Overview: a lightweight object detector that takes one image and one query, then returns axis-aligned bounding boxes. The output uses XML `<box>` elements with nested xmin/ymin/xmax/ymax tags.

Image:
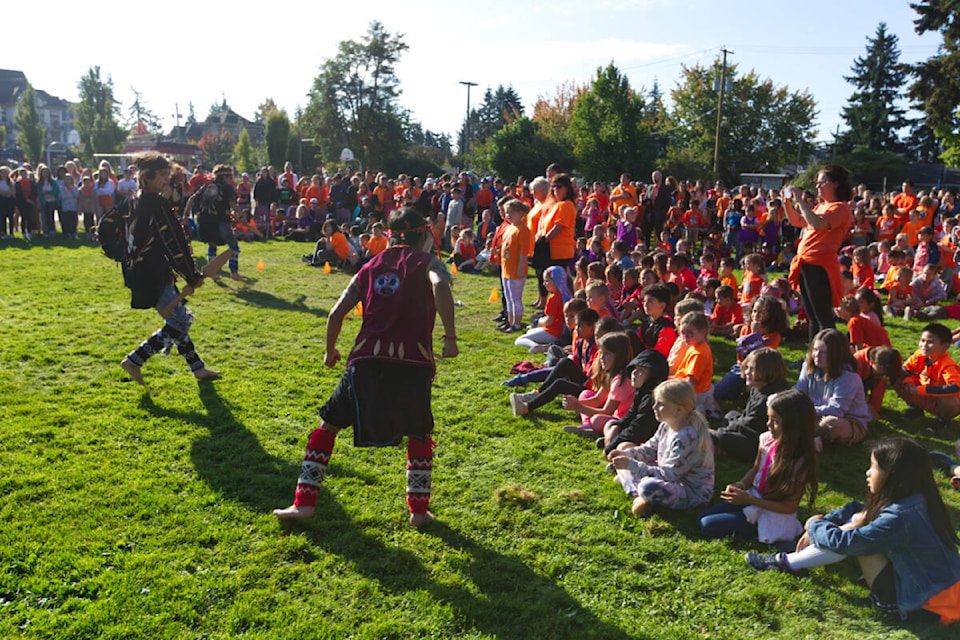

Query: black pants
<box><xmin>527</xmin><ymin>358</ymin><xmax>588</xmax><ymax>411</ymax></box>
<box><xmin>799</xmin><ymin>263</ymin><xmax>835</xmax><ymax>342</ymax></box>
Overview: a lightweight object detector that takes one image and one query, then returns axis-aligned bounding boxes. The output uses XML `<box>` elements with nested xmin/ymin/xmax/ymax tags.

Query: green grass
<box><xmin>1</xmin><ymin>235</ymin><xmax>958</xmax><ymax>639</ymax></box>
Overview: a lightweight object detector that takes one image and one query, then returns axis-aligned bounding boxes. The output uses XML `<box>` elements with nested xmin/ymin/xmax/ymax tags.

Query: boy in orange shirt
<box><xmin>875</xmin><ymin>203</ymin><xmax>899</xmax><ymax>243</ymax></box>
<box><xmin>883</xmin><ymin>267</ymin><xmax>913</xmax><ymax>318</ymax></box>
<box><xmin>500</xmin><ymin>199</ymin><xmax>531</xmax><ymax>332</ymax></box>
<box><xmin>366</xmin><ymin>222</ymin><xmax>388</xmax><ymax>256</ymax></box>
<box><xmin>719</xmin><ymin>257</ymin><xmax>738</xmax><ymax>291</ymax></box>
<box><xmin>710</xmin><ymin>284</ymin><xmax>744</xmax><ymax>337</ymax></box>
<box><xmin>672</xmin><ymin>311</ymin><xmax>719</xmax><ymax>417</ymax></box>
<box><xmin>900</xmin><ymin>209</ymin><xmax>924</xmax><ymax>247</ymax></box>
<box><xmin>897</xmin><ymin>323</ymin><xmax>960</xmax><ymax>433</ymax></box>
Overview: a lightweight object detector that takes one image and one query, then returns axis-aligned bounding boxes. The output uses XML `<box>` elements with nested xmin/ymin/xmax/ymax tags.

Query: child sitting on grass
<box><xmin>452</xmin><ymin>228</ymin><xmax>477</xmax><ymax>271</ymax></box>
<box><xmin>884</xmin><ymin>266</ymin><xmax>913</xmax><ymax>318</ymax></box>
<box><xmin>514</xmin><ymin>266</ymin><xmax>571</xmax><ymax>354</ymax></box>
<box><xmin>609</xmin><ymin>379</ymin><xmax>715</xmax><ymax>518</ymax></box>
<box><xmin>711</xmin><ymin>348</ymin><xmax>791</xmax><ymax>463</ymax></box>
<box><xmin>560</xmin><ymin>332</ymin><xmax>634</xmax><ymax>438</ymax></box>
<box><xmin>854</xmin><ymin>346</ymin><xmax>902</xmax><ymax>419</ymax></box>
<box><xmin>700</xmin><ymin>389</ymin><xmax>818</xmax><ymax>546</ymax></box>
<box><xmin>710</xmin><ymin>284</ymin><xmax>743</xmax><ymax>338</ymax></box>
<box><xmin>602</xmin><ymin>349</ymin><xmax>670</xmax><ymax>454</ymax></box>
<box><xmin>637</xmin><ymin>282</ymin><xmax>677</xmax><ymax>357</ymax></box>
<box><xmin>897</xmin><ymin>322</ymin><xmax>960</xmax><ymax>434</ymax></box>
<box><xmin>672</xmin><ymin>311</ymin><xmax>719</xmax><ymax>418</ymax></box>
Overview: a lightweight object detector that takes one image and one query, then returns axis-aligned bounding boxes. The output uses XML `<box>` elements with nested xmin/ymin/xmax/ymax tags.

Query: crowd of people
<box><xmin>6</xmin><ymin>151</ymin><xmax>960</xmax><ymax>624</ymax></box>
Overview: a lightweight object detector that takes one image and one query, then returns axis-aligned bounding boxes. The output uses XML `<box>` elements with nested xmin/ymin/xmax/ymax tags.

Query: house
<box><xmin>0</xmin><ymin>69</ymin><xmax>78</xmax><ymax>156</ymax></box>
<box><xmin>167</xmin><ymin>101</ymin><xmax>263</xmax><ymax>147</ymax></box>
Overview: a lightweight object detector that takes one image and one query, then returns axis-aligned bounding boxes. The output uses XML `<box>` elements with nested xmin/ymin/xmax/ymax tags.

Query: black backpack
<box><xmin>98</xmin><ymin>199</ymin><xmax>141</xmax><ymax>265</ymax></box>
<box><xmin>192</xmin><ymin>182</ymin><xmax>226</xmax><ymax>244</ymax></box>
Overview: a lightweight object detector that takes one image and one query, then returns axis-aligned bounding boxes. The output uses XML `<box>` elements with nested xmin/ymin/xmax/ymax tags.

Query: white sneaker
<box><xmin>509</xmin><ymin>393</ymin><xmax>527</xmax><ymax>417</ymax></box>
<box><xmin>904</xmin><ymin>308</ymin><xmax>913</xmax><ymax>320</ymax></box>
<box><xmin>517</xmin><ymin>390</ymin><xmax>538</xmax><ymax>403</ymax></box>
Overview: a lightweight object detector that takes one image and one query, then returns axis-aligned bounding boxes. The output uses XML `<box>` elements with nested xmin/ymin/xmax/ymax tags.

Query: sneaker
<box><xmin>904</xmin><ymin>307</ymin><xmax>913</xmax><ymax>321</ymax></box>
<box><xmin>926</xmin><ymin>417</ymin><xmax>952</xmax><ymax>436</ymax></box>
<box><xmin>745</xmin><ymin>552</ymin><xmax>791</xmax><ymax>573</ymax></box>
<box><xmin>517</xmin><ymin>390</ymin><xmax>538</xmax><ymax>403</ymax></box>
<box><xmin>509</xmin><ymin>394</ymin><xmax>528</xmax><ymax>417</ymax></box>
<box><xmin>929</xmin><ymin>451</ymin><xmax>956</xmax><ymax>474</ymax></box>
<box><xmin>596</xmin><ymin>437</ymin><xmax>605</xmax><ymax>450</ymax></box>
<box><xmin>903</xmin><ymin>405</ymin><xmax>924</xmax><ymax>420</ymax></box>
<box><xmin>529</xmin><ymin>344</ymin><xmax>550</xmax><ymax>355</ymax></box>
<box><xmin>561</xmin><ymin>424</ymin><xmax>597</xmax><ymax>439</ymax></box>
<box><xmin>952</xmin><ymin>476</ymin><xmax>960</xmax><ymax>492</ymax></box>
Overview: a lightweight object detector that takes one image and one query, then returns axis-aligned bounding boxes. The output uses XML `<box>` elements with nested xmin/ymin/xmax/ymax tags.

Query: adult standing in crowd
<box><xmin>785</xmin><ymin>164</ymin><xmax>854</xmax><ymax>341</ymax></box>
<box><xmin>539</xmin><ymin>173</ymin><xmax>577</xmax><ymax>272</ymax></box>
<box><xmin>527</xmin><ymin>177</ymin><xmax>553</xmax><ymax>309</ymax></box>
<box><xmin>645</xmin><ymin>170</ymin><xmax>672</xmax><ymax>248</ymax></box>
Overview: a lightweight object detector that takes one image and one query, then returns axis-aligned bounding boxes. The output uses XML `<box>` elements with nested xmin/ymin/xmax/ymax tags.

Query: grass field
<box><xmin>1</xmin><ymin>235</ymin><xmax>959</xmax><ymax>639</ymax></box>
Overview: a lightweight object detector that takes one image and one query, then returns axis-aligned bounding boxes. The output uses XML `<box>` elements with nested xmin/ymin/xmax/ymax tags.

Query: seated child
<box><xmin>672</xmin><ymin>311</ymin><xmax>719</xmax><ymax>417</ymax></box>
<box><xmin>854</xmin><ymin>346</ymin><xmax>902</xmax><ymax>419</ymax></box>
<box><xmin>740</xmin><ymin>253</ymin><xmax>766</xmax><ymax>310</ymax></box>
<box><xmin>586</xmin><ymin>279</ymin><xmax>619</xmax><ymax>321</ymax></box>
<box><xmin>637</xmin><ymin>282</ymin><xmax>677</xmax><ymax>357</ymax></box>
<box><xmin>897</xmin><ymin>322</ymin><xmax>960</xmax><ymax>433</ymax></box>
<box><xmin>667</xmin><ymin>297</ymin><xmax>705</xmax><ymax>377</ymax></box>
<box><xmin>700</xmin><ymin>389</ymin><xmax>818</xmax><ymax>545</ymax></box>
<box><xmin>710</xmin><ymin>284</ymin><xmax>744</xmax><ymax>337</ymax></box>
<box><xmin>560</xmin><ymin>332</ymin><xmax>634</xmax><ymax>438</ymax></box>
<box><xmin>851</xmin><ymin>246</ymin><xmax>875</xmax><ymax>289</ymax></box>
<box><xmin>609</xmin><ymin>379</ymin><xmax>715</xmax><ymax>517</ymax></box>
<box><xmin>884</xmin><ymin>266</ymin><xmax>913</xmax><ymax>318</ymax></box>
<box><xmin>504</xmin><ymin>303</ymin><xmax>593</xmax><ymax>389</ymax></box>
<box><xmin>453</xmin><ymin>228</ymin><xmax>477</xmax><ymax>271</ymax></box>
<box><xmin>713</xmin><ymin>295</ymin><xmax>788</xmax><ymax>401</ymax></box>
<box><xmin>719</xmin><ymin>256</ymin><xmax>738</xmax><ymax>292</ymax></box>
<box><xmin>711</xmin><ymin>348</ymin><xmax>791</xmax><ymax>463</ymax></box>
<box><xmin>837</xmin><ymin>294</ymin><xmax>890</xmax><ymax>349</ymax></box>
<box><xmin>912</xmin><ymin>263</ymin><xmax>947</xmax><ymax>313</ymax></box>
<box><xmin>602</xmin><ymin>349</ymin><xmax>670</xmax><ymax>454</ymax></box>
<box><xmin>515</xmin><ymin>266</ymin><xmax>572</xmax><ymax>354</ymax></box>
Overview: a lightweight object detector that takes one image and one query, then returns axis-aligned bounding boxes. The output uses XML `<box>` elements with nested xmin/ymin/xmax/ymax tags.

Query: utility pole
<box><xmin>713</xmin><ymin>47</ymin><xmax>731</xmax><ymax>179</ymax></box>
<box><xmin>173</xmin><ymin>103</ymin><xmax>182</xmax><ymax>142</ymax></box>
<box><xmin>831</xmin><ymin>124</ymin><xmax>840</xmax><ymax>162</ymax></box>
<box><xmin>459</xmin><ymin>81</ymin><xmax>477</xmax><ymax>170</ymax></box>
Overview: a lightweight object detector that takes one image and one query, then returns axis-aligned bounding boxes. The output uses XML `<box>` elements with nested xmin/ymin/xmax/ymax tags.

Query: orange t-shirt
<box><xmin>673</xmin><ymin>341</ymin><xmax>713</xmax><ymax>393</ymax></box>
<box><xmin>789</xmin><ymin>200</ymin><xmax>854</xmax><ymax>306</ymax></box>
<box><xmin>609</xmin><ymin>184</ymin><xmax>638</xmax><ymax>214</ymax></box>
<box><xmin>881</xmin><ymin>266</ymin><xmax>902</xmax><ymax>290</ymax></box>
<box><xmin>329</xmin><ymin>231</ymin><xmax>349</xmax><ymax>260</ymax></box>
<box><xmin>366</xmin><ymin>234</ymin><xmax>388</xmax><ymax>256</ymax></box>
<box><xmin>720</xmin><ymin>273</ymin><xmax>738</xmax><ymax>291</ymax></box>
<box><xmin>741</xmin><ymin>271</ymin><xmax>765</xmax><ymax>304</ymax></box>
<box><xmin>876</xmin><ymin>216</ymin><xmax>898</xmax><ymax>242</ymax></box>
<box><xmin>540</xmin><ymin>200</ymin><xmax>577</xmax><ymax>261</ymax></box>
<box><xmin>892</xmin><ymin>192</ymin><xmax>918</xmax><ymax>214</ymax></box>
<box><xmin>373</xmin><ymin>186</ymin><xmax>393</xmax><ymax>212</ymax></box>
<box><xmin>543</xmin><ymin>293</ymin><xmax>565</xmax><ymax>338</ymax></box>
<box><xmin>305</xmin><ymin>185</ymin><xmax>328</xmax><ymax>207</ymax></box>
<box><xmin>527</xmin><ymin>201</ymin><xmax>547</xmax><ymax>257</ymax></box>
<box><xmin>501</xmin><ymin>223</ymin><xmax>531</xmax><ymax>280</ymax></box>
<box><xmin>901</xmin><ymin>220</ymin><xmax>924</xmax><ymax>246</ymax></box>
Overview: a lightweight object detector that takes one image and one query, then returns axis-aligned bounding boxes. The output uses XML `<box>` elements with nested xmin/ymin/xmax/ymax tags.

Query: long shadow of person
<box><xmin>142</xmin><ymin>386</ymin><xmax>632</xmax><ymax>638</ymax></box>
<box><xmin>233</xmin><ymin>289</ymin><xmax>328</xmax><ymax>318</ymax></box>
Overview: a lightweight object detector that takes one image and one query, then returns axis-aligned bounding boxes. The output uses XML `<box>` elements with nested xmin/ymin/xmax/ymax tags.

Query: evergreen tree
<box><xmin>458</xmin><ymin>85</ymin><xmax>524</xmax><ymax>155</ymax></box>
<box><xmin>0</xmin><ymin>124</ymin><xmax>6</xmax><ymax>150</ymax></box>
<box><xmin>73</xmin><ymin>67</ymin><xmax>126</xmax><ymax>160</ymax></box>
<box><xmin>569</xmin><ymin>63</ymin><xmax>653</xmax><ymax>181</ymax></box>
<box><xmin>232</xmin><ymin>128</ymin><xmax>256</xmax><ymax>174</ymax></box>
<box><xmin>186</xmin><ymin>101</ymin><xmax>197</xmax><ymax>125</ymax></box>
<box><xmin>264</xmin><ymin>109</ymin><xmax>291</xmax><ymax>169</ymax></box>
<box><xmin>907</xmin><ymin>0</ymin><xmax>960</xmax><ymax>165</ymax></box>
<box><xmin>838</xmin><ymin>23</ymin><xmax>908</xmax><ymax>154</ymax></box>
<box><xmin>127</xmin><ymin>88</ymin><xmax>162</xmax><ymax>133</ymax></box>
<box><xmin>15</xmin><ymin>83</ymin><xmax>44</xmax><ymax>165</ymax></box>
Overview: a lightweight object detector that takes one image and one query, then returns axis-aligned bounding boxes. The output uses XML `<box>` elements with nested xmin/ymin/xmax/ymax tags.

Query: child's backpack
<box><xmin>97</xmin><ymin>200</ymin><xmax>140</xmax><ymax>265</ymax></box>
<box><xmin>193</xmin><ymin>182</ymin><xmax>225</xmax><ymax>244</ymax></box>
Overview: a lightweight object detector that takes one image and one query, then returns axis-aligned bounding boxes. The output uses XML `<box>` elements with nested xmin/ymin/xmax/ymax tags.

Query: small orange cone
<box><xmin>489</xmin><ymin>288</ymin><xmax>499</xmax><ymax>303</ymax></box>
<box><xmin>354</xmin><ymin>301</ymin><xmax>363</xmax><ymax>317</ymax></box>
<box><xmin>450</xmin><ymin>263</ymin><xmax>459</xmax><ymax>275</ymax></box>
<box><xmin>256</xmin><ymin>258</ymin><xmax>265</xmax><ymax>271</ymax></box>
<box><xmin>323</xmin><ymin>262</ymin><xmax>332</xmax><ymax>274</ymax></box>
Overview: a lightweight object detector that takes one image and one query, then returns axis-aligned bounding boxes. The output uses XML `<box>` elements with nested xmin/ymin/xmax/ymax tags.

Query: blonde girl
<box><xmin>610</xmin><ymin>379</ymin><xmax>715</xmax><ymax>517</ymax></box>
<box><xmin>699</xmin><ymin>389</ymin><xmax>818</xmax><ymax>544</ymax></box>
<box><xmin>560</xmin><ymin>332</ymin><xmax>634</xmax><ymax>437</ymax></box>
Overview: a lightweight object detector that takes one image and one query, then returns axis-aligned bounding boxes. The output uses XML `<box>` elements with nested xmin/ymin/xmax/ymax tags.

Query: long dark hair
<box><xmin>551</xmin><ymin>174</ymin><xmax>576</xmax><ymax>203</ymax></box>
<box><xmin>763</xmin><ymin>390</ymin><xmax>818</xmax><ymax>509</ymax></box>
<box><xmin>820</xmin><ymin>163</ymin><xmax>853</xmax><ymax>201</ymax></box>
<box><xmin>862</xmin><ymin>438</ymin><xmax>957</xmax><ymax>551</ymax></box>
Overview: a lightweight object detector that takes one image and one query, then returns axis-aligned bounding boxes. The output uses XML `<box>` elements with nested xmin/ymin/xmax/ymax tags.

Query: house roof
<box><xmin>0</xmin><ymin>69</ymin><xmax>27</xmax><ymax>104</ymax></box>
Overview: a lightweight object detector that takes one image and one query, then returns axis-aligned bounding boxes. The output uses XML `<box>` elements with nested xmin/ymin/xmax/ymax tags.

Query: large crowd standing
<box><xmin>7</xmin><ymin>153</ymin><xmax>960</xmax><ymax>625</ymax></box>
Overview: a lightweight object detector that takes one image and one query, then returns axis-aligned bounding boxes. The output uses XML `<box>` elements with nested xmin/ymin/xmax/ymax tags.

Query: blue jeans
<box><xmin>698</xmin><ymin>502</ymin><xmax>756</xmax><ymax>539</ymax></box>
<box><xmin>713</xmin><ymin>365</ymin><xmax>745</xmax><ymax>401</ymax></box>
<box><xmin>208</xmin><ymin>222</ymin><xmax>240</xmax><ymax>273</ymax></box>
<box><xmin>155</xmin><ymin>283</ymin><xmax>193</xmax><ymax>334</ymax></box>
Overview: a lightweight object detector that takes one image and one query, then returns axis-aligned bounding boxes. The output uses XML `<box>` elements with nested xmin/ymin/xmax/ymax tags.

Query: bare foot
<box><xmin>210</xmin><ymin>274</ymin><xmax>223</xmax><ymax>281</ymax></box>
<box><xmin>273</xmin><ymin>505</ymin><xmax>315</xmax><ymax>520</ymax></box>
<box><xmin>194</xmin><ymin>367</ymin><xmax>221</xmax><ymax>381</ymax></box>
<box><xmin>631</xmin><ymin>497</ymin><xmax>653</xmax><ymax>518</ymax></box>
<box><xmin>409</xmin><ymin>511</ymin><xmax>435</xmax><ymax>528</ymax></box>
<box><xmin>120</xmin><ymin>359</ymin><xmax>145</xmax><ymax>386</ymax></box>
<box><xmin>229</xmin><ymin>272</ymin><xmax>248</xmax><ymax>282</ymax></box>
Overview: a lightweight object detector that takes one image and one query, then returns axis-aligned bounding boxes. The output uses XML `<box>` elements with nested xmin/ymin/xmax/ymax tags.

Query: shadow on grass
<box><xmin>144</xmin><ymin>385</ymin><xmax>631</xmax><ymax>637</ymax></box>
<box><xmin>233</xmin><ymin>289</ymin><xmax>328</xmax><ymax>317</ymax></box>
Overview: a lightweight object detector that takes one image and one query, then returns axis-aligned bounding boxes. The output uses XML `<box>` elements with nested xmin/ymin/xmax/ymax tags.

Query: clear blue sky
<box><xmin>9</xmin><ymin>0</ymin><xmax>942</xmax><ymax>148</ymax></box>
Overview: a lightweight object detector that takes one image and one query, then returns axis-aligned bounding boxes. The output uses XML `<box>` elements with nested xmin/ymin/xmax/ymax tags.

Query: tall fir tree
<box><xmin>15</xmin><ymin>83</ymin><xmax>44</xmax><ymax>165</ymax></box>
<box><xmin>838</xmin><ymin>22</ymin><xmax>908</xmax><ymax>154</ymax></box>
<box><xmin>73</xmin><ymin>67</ymin><xmax>126</xmax><ymax>159</ymax></box>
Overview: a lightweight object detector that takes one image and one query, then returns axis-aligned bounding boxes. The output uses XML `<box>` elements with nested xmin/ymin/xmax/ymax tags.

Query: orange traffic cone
<box><xmin>323</xmin><ymin>262</ymin><xmax>332</xmax><ymax>274</ymax></box>
<box><xmin>354</xmin><ymin>301</ymin><xmax>363</xmax><ymax>317</ymax></box>
<box><xmin>450</xmin><ymin>263</ymin><xmax>459</xmax><ymax>275</ymax></box>
<box><xmin>489</xmin><ymin>288</ymin><xmax>499</xmax><ymax>303</ymax></box>
<box><xmin>256</xmin><ymin>258</ymin><xmax>265</xmax><ymax>271</ymax></box>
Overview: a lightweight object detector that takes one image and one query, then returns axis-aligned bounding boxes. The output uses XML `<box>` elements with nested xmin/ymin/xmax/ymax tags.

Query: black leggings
<box><xmin>528</xmin><ymin>358</ymin><xmax>588</xmax><ymax>412</ymax></box>
<box><xmin>799</xmin><ymin>263</ymin><xmax>836</xmax><ymax>342</ymax></box>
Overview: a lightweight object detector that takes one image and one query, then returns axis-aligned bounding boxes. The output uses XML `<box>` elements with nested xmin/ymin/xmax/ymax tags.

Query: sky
<box><xmin>6</xmin><ymin>0</ymin><xmax>944</xmax><ymax>151</ymax></box>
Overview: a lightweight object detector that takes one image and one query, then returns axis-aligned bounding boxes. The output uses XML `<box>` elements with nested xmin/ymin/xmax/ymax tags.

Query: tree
<box><xmin>0</xmin><ymin>124</ymin><xmax>6</xmax><ymax>150</ymax></box>
<box><xmin>15</xmin><ymin>83</ymin><xmax>44</xmax><ymax>165</ymax></box>
<box><xmin>838</xmin><ymin>23</ymin><xmax>909</xmax><ymax>154</ymax></box>
<box><xmin>303</xmin><ymin>21</ymin><xmax>409</xmax><ymax>171</ymax></box>
<box><xmin>839</xmin><ymin>147</ymin><xmax>909</xmax><ymax>190</ymax></box>
<box><xmin>73</xmin><ymin>67</ymin><xmax>126</xmax><ymax>159</ymax></box>
<box><xmin>256</xmin><ymin>98</ymin><xmax>279</xmax><ymax>124</ymax></box>
<box><xmin>264</xmin><ymin>109</ymin><xmax>291</xmax><ymax>168</ymax></box>
<box><xmin>186</xmin><ymin>101</ymin><xmax>197</xmax><ymax>125</ymax></box>
<box><xmin>907</xmin><ymin>0</ymin><xmax>960</xmax><ymax>165</ymax></box>
<box><xmin>532</xmin><ymin>81</ymin><xmax>585</xmax><ymax>153</ymax></box>
<box><xmin>458</xmin><ymin>85</ymin><xmax>524</xmax><ymax>155</ymax></box>
<box><xmin>479</xmin><ymin>118</ymin><xmax>569</xmax><ymax>183</ymax></box>
<box><xmin>568</xmin><ymin>63</ymin><xmax>654</xmax><ymax>181</ymax></box>
<box><xmin>127</xmin><ymin>87</ymin><xmax>162</xmax><ymax>133</ymax></box>
<box><xmin>199</xmin><ymin>128</ymin><xmax>234</xmax><ymax>166</ymax></box>
<box><xmin>663</xmin><ymin>58</ymin><xmax>817</xmax><ymax>184</ymax></box>
<box><xmin>232</xmin><ymin>128</ymin><xmax>256</xmax><ymax>174</ymax></box>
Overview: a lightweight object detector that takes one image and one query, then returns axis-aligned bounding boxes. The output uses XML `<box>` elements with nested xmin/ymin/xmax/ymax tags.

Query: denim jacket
<box><xmin>808</xmin><ymin>495</ymin><xmax>960</xmax><ymax>617</ymax></box>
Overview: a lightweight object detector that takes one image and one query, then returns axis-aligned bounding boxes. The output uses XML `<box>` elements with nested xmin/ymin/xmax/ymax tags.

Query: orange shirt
<box><xmin>609</xmin><ymin>184</ymin><xmax>638</xmax><ymax>214</ymax></box>
<box><xmin>918</xmin><ymin>205</ymin><xmax>935</xmax><ymax>227</ymax></box>
<box><xmin>941</xmin><ymin>237</ymin><xmax>957</xmax><ymax>268</ymax></box>
<box><xmin>881</xmin><ymin>266</ymin><xmax>902</xmax><ymax>290</ymax></box>
<box><xmin>373</xmin><ymin>186</ymin><xmax>393</xmax><ymax>212</ymax></box>
<box><xmin>540</xmin><ymin>200</ymin><xmax>577</xmax><ymax>261</ymax></box>
<box><xmin>720</xmin><ymin>273</ymin><xmax>738</xmax><ymax>291</ymax></box>
<box><xmin>741</xmin><ymin>271</ymin><xmax>765</xmax><ymax>304</ymax></box>
<box><xmin>501</xmin><ymin>223</ymin><xmax>531</xmax><ymax>280</ymax></box>
<box><xmin>789</xmin><ymin>200</ymin><xmax>853</xmax><ymax>306</ymax></box>
<box><xmin>543</xmin><ymin>293</ymin><xmax>565</xmax><ymax>338</ymax></box>
<box><xmin>527</xmin><ymin>201</ymin><xmax>547</xmax><ymax>257</ymax></box>
<box><xmin>903</xmin><ymin>349</ymin><xmax>960</xmax><ymax>396</ymax></box>
<box><xmin>305</xmin><ymin>185</ymin><xmax>327</xmax><ymax>207</ymax></box>
<box><xmin>328</xmin><ymin>231</ymin><xmax>349</xmax><ymax>260</ymax></box>
<box><xmin>901</xmin><ymin>220</ymin><xmax>924</xmax><ymax>247</ymax></box>
<box><xmin>673</xmin><ymin>341</ymin><xmax>713</xmax><ymax>394</ymax></box>
<box><xmin>893</xmin><ymin>192</ymin><xmax>918</xmax><ymax>215</ymax></box>
<box><xmin>366</xmin><ymin>234</ymin><xmax>388</xmax><ymax>256</ymax></box>
<box><xmin>876</xmin><ymin>216</ymin><xmax>898</xmax><ymax>242</ymax></box>
<box><xmin>851</xmin><ymin>263</ymin><xmax>874</xmax><ymax>289</ymax></box>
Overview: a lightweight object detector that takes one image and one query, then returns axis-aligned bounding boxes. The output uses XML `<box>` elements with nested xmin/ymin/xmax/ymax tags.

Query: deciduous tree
<box><xmin>74</xmin><ymin>67</ymin><xmax>126</xmax><ymax>160</ymax></box>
